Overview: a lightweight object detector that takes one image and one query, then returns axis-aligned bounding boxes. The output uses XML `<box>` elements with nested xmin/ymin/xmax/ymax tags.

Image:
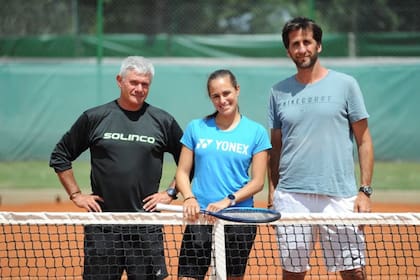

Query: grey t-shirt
<box><xmin>268</xmin><ymin>70</ymin><xmax>369</xmax><ymax>197</ymax></box>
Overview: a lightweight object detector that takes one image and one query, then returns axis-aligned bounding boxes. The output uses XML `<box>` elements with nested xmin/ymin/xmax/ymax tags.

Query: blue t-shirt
<box><xmin>181</xmin><ymin>116</ymin><xmax>271</xmax><ymax>209</ymax></box>
<box><xmin>268</xmin><ymin>70</ymin><xmax>369</xmax><ymax>197</ymax></box>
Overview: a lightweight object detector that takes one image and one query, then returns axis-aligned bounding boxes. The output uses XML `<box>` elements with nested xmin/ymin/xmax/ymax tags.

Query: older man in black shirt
<box><xmin>50</xmin><ymin>56</ymin><xmax>182</xmax><ymax>279</ymax></box>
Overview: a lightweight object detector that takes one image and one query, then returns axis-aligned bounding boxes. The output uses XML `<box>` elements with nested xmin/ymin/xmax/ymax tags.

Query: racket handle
<box><xmin>156</xmin><ymin>203</ymin><xmax>183</xmax><ymax>212</ymax></box>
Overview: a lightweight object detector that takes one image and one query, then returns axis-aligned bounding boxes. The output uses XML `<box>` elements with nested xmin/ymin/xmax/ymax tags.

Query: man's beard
<box><xmin>293</xmin><ymin>53</ymin><xmax>318</xmax><ymax>69</ymax></box>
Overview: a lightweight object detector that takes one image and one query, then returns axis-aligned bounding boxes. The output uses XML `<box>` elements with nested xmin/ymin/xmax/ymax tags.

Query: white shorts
<box><xmin>273</xmin><ymin>190</ymin><xmax>366</xmax><ymax>273</ymax></box>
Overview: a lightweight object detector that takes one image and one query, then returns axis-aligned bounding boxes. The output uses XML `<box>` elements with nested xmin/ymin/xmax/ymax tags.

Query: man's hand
<box><xmin>354</xmin><ymin>192</ymin><xmax>372</xmax><ymax>213</ymax></box>
<box><xmin>143</xmin><ymin>191</ymin><xmax>173</xmax><ymax>212</ymax></box>
<box><xmin>354</xmin><ymin>192</ymin><xmax>372</xmax><ymax>231</ymax></box>
<box><xmin>72</xmin><ymin>193</ymin><xmax>104</xmax><ymax>212</ymax></box>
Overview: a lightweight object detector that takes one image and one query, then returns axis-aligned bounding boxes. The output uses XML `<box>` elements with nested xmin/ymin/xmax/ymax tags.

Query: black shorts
<box><xmin>178</xmin><ymin>224</ymin><xmax>257</xmax><ymax>279</ymax></box>
<box><xmin>83</xmin><ymin>224</ymin><xmax>168</xmax><ymax>280</ymax></box>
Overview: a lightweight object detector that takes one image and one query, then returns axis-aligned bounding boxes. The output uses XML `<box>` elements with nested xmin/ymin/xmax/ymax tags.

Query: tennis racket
<box><xmin>156</xmin><ymin>203</ymin><xmax>281</xmax><ymax>223</ymax></box>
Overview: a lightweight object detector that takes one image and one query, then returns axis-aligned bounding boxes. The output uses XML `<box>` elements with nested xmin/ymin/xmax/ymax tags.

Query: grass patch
<box><xmin>0</xmin><ymin>160</ymin><xmax>418</xmax><ymax>191</ymax></box>
<box><xmin>0</xmin><ymin>161</ymin><xmax>91</xmax><ymax>191</ymax></box>
<box><xmin>0</xmin><ymin>160</ymin><xmax>178</xmax><ymax>192</ymax></box>
<box><xmin>367</xmin><ymin>161</ymin><xmax>420</xmax><ymax>190</ymax></box>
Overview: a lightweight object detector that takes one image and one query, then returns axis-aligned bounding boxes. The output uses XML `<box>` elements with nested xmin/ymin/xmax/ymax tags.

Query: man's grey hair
<box><xmin>119</xmin><ymin>56</ymin><xmax>155</xmax><ymax>79</ymax></box>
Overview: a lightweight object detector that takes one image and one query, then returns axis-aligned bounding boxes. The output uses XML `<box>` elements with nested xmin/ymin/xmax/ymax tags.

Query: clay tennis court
<box><xmin>1</xmin><ymin>199</ymin><xmax>419</xmax><ymax>279</ymax></box>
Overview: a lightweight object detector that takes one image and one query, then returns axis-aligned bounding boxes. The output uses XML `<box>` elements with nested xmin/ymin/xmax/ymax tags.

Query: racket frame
<box><xmin>156</xmin><ymin>203</ymin><xmax>281</xmax><ymax>223</ymax></box>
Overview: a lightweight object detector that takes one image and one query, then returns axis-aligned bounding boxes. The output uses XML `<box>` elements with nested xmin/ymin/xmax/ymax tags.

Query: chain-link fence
<box><xmin>1</xmin><ymin>0</ymin><xmax>419</xmax><ymax>36</ymax></box>
<box><xmin>1</xmin><ymin>0</ymin><xmax>419</xmax><ymax>57</ymax></box>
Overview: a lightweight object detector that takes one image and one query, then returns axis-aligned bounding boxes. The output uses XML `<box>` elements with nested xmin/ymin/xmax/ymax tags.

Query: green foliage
<box><xmin>1</xmin><ymin>0</ymin><xmax>419</xmax><ymax>36</ymax></box>
<box><xmin>0</xmin><ymin>161</ymin><xmax>418</xmax><ymax>191</ymax></box>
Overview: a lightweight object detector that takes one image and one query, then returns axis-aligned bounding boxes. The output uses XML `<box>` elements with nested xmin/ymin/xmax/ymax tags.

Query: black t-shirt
<box><xmin>50</xmin><ymin>100</ymin><xmax>183</xmax><ymax>212</ymax></box>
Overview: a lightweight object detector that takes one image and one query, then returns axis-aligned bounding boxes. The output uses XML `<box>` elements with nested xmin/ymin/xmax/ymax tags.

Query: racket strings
<box><xmin>214</xmin><ymin>208</ymin><xmax>281</xmax><ymax>223</ymax></box>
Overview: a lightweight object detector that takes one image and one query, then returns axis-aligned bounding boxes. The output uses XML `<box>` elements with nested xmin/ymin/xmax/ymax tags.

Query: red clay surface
<box><xmin>1</xmin><ymin>200</ymin><xmax>419</xmax><ymax>279</ymax></box>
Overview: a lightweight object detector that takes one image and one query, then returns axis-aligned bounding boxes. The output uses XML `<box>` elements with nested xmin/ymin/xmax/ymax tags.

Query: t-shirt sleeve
<box><xmin>166</xmin><ymin>117</ymin><xmax>184</xmax><ymax>164</ymax></box>
<box><xmin>268</xmin><ymin>87</ymin><xmax>281</xmax><ymax>129</ymax></box>
<box><xmin>347</xmin><ymin>76</ymin><xmax>369</xmax><ymax>123</ymax></box>
<box><xmin>180</xmin><ymin>120</ymin><xmax>197</xmax><ymax>151</ymax></box>
<box><xmin>253</xmin><ymin>124</ymin><xmax>272</xmax><ymax>155</ymax></box>
<box><xmin>49</xmin><ymin>113</ymin><xmax>90</xmax><ymax>172</ymax></box>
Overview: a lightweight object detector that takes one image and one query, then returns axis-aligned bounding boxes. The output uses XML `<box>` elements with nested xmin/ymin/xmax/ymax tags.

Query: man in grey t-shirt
<box><xmin>267</xmin><ymin>17</ymin><xmax>374</xmax><ymax>280</ymax></box>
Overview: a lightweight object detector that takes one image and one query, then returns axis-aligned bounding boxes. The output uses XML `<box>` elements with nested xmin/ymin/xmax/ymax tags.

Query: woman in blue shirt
<box><xmin>176</xmin><ymin>69</ymin><xmax>271</xmax><ymax>279</ymax></box>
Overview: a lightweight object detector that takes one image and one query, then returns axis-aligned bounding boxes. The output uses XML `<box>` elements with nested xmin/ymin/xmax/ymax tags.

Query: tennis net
<box><xmin>0</xmin><ymin>211</ymin><xmax>419</xmax><ymax>279</ymax></box>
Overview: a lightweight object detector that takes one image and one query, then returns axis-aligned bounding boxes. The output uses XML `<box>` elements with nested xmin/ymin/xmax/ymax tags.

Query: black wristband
<box><xmin>166</xmin><ymin>187</ymin><xmax>178</xmax><ymax>199</ymax></box>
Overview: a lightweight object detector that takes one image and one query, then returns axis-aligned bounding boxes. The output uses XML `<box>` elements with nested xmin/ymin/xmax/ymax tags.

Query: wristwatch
<box><xmin>359</xmin><ymin>186</ymin><xmax>373</xmax><ymax>197</ymax></box>
<box><xmin>227</xmin><ymin>194</ymin><xmax>236</xmax><ymax>206</ymax></box>
<box><xmin>166</xmin><ymin>187</ymin><xmax>178</xmax><ymax>200</ymax></box>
